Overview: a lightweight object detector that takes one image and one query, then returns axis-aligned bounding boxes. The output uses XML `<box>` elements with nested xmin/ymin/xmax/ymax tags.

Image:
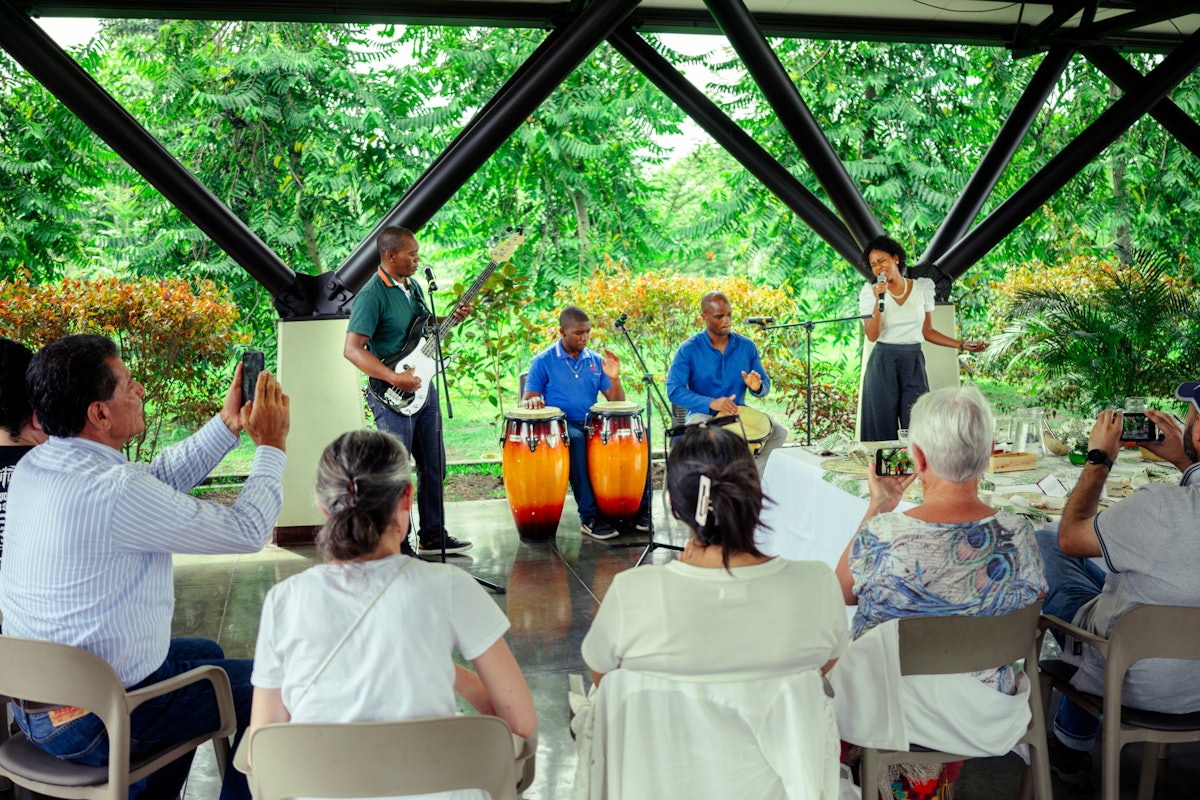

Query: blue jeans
<box><xmin>13</xmin><ymin>637</ymin><xmax>252</xmax><ymax>800</ymax></box>
<box><xmin>1035</xmin><ymin>528</ymin><xmax>1106</xmax><ymax>751</ymax></box>
<box><xmin>567</xmin><ymin>421</ymin><xmax>599</xmax><ymax>524</ymax></box>
<box><xmin>368</xmin><ymin>388</ymin><xmax>446</xmax><ymax>543</ymax></box>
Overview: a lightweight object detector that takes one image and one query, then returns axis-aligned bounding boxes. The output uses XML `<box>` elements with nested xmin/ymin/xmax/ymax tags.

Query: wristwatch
<box><xmin>1085</xmin><ymin>448</ymin><xmax>1114</xmax><ymax>469</ymax></box>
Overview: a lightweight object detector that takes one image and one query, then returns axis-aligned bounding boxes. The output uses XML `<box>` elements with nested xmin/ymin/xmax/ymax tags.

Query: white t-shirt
<box><xmin>858</xmin><ymin>277</ymin><xmax>936</xmax><ymax>345</ymax></box>
<box><xmin>582</xmin><ymin>558</ymin><xmax>849</xmax><ymax>680</ymax></box>
<box><xmin>253</xmin><ymin>554</ymin><xmax>509</xmax><ymax>723</ymax></box>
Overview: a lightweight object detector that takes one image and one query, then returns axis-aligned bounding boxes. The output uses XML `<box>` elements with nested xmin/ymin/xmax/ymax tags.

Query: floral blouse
<box><xmin>849</xmin><ymin>510</ymin><xmax>1047</xmax><ymax>692</ymax></box>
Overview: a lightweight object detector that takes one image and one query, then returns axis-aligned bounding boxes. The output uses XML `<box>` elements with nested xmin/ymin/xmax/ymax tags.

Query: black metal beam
<box><xmin>1016</xmin><ymin>0</ymin><xmax>1089</xmax><ymax>52</ymax></box>
<box><xmin>1086</xmin><ymin>2</ymin><xmax>1200</xmax><ymax>39</ymax></box>
<box><xmin>608</xmin><ymin>27</ymin><xmax>863</xmax><ymax>271</ymax></box>
<box><xmin>335</xmin><ymin>0</ymin><xmax>642</xmax><ymax>291</ymax></box>
<box><xmin>936</xmin><ymin>29</ymin><xmax>1200</xmax><ymax>280</ymax></box>
<box><xmin>0</xmin><ymin>1</ymin><xmax>297</xmax><ymax>298</ymax></box>
<box><xmin>1084</xmin><ymin>45</ymin><xmax>1200</xmax><ymax>158</ymax></box>
<box><xmin>703</xmin><ymin>0</ymin><xmax>881</xmax><ymax>247</ymax></box>
<box><xmin>919</xmin><ymin>45</ymin><xmax>1074</xmax><ymax>266</ymax></box>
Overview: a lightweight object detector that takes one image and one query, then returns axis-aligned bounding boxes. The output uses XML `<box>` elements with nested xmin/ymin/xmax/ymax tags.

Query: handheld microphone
<box><xmin>614</xmin><ymin>313</ymin><xmax>628</xmax><ymax>330</ymax></box>
<box><xmin>876</xmin><ymin>273</ymin><xmax>887</xmax><ymax>314</ymax></box>
<box><xmin>745</xmin><ymin>316</ymin><xmax>775</xmax><ymax>326</ymax></box>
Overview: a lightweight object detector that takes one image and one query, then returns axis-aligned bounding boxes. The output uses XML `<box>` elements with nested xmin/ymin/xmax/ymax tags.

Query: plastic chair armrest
<box><xmin>1040</xmin><ymin>614</ymin><xmax>1110</xmax><ymax>657</ymax></box>
<box><xmin>515</xmin><ymin>730</ymin><xmax>537</xmax><ymax>794</ymax></box>
<box><xmin>124</xmin><ymin>665</ymin><xmax>237</xmax><ymax>739</ymax></box>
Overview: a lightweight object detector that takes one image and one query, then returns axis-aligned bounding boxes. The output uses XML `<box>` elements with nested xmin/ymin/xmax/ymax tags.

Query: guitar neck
<box><xmin>421</xmin><ymin>259</ymin><xmax>499</xmax><ymax>355</ymax></box>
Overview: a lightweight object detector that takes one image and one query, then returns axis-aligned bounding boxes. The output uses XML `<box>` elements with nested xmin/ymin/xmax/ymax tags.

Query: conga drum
<box><xmin>716</xmin><ymin>406</ymin><xmax>773</xmax><ymax>457</ymax></box>
<box><xmin>501</xmin><ymin>407</ymin><xmax>570</xmax><ymax>543</ymax></box>
<box><xmin>585</xmin><ymin>400</ymin><xmax>649</xmax><ymax>522</ymax></box>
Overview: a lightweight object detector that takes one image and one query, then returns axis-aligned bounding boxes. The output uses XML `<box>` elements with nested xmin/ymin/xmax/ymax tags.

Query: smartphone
<box><xmin>242</xmin><ymin>351</ymin><xmax>265</xmax><ymax>402</ymax></box>
<box><xmin>1121</xmin><ymin>412</ymin><xmax>1163</xmax><ymax>442</ymax></box>
<box><xmin>875</xmin><ymin>447</ymin><xmax>915</xmax><ymax>476</ymax></box>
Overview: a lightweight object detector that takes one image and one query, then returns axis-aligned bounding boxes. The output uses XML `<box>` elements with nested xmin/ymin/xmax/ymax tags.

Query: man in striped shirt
<box><xmin>0</xmin><ymin>334</ymin><xmax>290</xmax><ymax>800</ymax></box>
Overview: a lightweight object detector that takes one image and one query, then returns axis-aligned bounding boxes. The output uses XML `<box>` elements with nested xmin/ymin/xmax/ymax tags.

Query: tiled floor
<box><xmin>10</xmin><ymin>493</ymin><xmax>1197</xmax><ymax>798</ymax></box>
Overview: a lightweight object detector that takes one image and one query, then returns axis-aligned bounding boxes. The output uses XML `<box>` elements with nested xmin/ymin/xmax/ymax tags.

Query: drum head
<box><xmin>588</xmin><ymin>400</ymin><xmax>642</xmax><ymax>415</ymax></box>
<box><xmin>507</xmin><ymin>406</ymin><xmax>566</xmax><ymax>421</ymax></box>
<box><xmin>718</xmin><ymin>406</ymin><xmax>772</xmax><ymax>442</ymax></box>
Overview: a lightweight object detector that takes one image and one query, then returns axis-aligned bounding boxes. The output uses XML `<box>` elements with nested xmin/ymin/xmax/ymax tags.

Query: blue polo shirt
<box><xmin>666</xmin><ymin>331</ymin><xmax>770</xmax><ymax>416</ymax></box>
<box><xmin>525</xmin><ymin>341</ymin><xmax>611</xmax><ymax>423</ymax></box>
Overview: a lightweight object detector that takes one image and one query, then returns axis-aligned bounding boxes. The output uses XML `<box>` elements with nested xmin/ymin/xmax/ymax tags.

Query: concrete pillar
<box><xmin>274</xmin><ymin>318</ymin><xmax>366</xmax><ymax>544</ymax></box>
<box><xmin>855</xmin><ymin>303</ymin><xmax>960</xmax><ymax>440</ymax></box>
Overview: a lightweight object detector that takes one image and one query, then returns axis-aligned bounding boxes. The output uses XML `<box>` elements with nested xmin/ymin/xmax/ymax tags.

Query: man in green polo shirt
<box><xmin>343</xmin><ymin>226</ymin><xmax>472</xmax><ymax>556</ymax></box>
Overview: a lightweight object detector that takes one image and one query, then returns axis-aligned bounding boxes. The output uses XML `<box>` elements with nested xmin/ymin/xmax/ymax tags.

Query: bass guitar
<box><xmin>369</xmin><ymin>227</ymin><xmax>525</xmax><ymax>416</ymax></box>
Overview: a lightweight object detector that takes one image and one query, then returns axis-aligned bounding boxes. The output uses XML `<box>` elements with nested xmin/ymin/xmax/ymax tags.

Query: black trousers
<box><xmin>860</xmin><ymin>342</ymin><xmax>928</xmax><ymax>441</ymax></box>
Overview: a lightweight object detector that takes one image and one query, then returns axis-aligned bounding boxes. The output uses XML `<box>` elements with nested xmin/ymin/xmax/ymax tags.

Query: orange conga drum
<box><xmin>501</xmin><ymin>406</ymin><xmax>570</xmax><ymax>542</ymax></box>
<box><xmin>585</xmin><ymin>400</ymin><xmax>649</xmax><ymax>522</ymax></box>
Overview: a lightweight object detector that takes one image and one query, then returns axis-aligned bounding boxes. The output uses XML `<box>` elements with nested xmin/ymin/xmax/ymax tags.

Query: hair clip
<box><xmin>694</xmin><ymin>474</ymin><xmax>711</xmax><ymax>527</ymax></box>
<box><xmin>346</xmin><ymin>478</ymin><xmax>359</xmax><ymax>500</ymax></box>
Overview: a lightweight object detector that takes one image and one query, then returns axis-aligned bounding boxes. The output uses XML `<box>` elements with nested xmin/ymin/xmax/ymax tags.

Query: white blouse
<box><xmin>858</xmin><ymin>277</ymin><xmax>936</xmax><ymax>345</ymax></box>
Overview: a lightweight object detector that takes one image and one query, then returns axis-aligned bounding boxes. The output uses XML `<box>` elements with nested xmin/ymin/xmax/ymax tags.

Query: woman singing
<box><xmin>858</xmin><ymin>235</ymin><xmax>987</xmax><ymax>441</ymax></box>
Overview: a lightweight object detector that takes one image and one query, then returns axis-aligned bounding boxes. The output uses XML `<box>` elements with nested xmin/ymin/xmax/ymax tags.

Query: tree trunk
<box><xmin>571</xmin><ymin>188</ymin><xmax>590</xmax><ymax>283</ymax></box>
<box><xmin>1108</xmin><ymin>79</ymin><xmax>1132</xmax><ymax>261</ymax></box>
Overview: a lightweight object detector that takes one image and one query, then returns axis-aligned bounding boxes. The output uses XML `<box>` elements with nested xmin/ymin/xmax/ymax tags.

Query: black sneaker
<box><xmin>400</xmin><ymin>537</ymin><xmax>417</xmax><ymax>557</ymax></box>
<box><xmin>634</xmin><ymin>510</ymin><xmax>651</xmax><ymax>532</ymax></box>
<box><xmin>417</xmin><ymin>535</ymin><xmax>473</xmax><ymax>557</ymax></box>
<box><xmin>1047</xmin><ymin>734</ymin><xmax>1095</xmax><ymax>791</ymax></box>
<box><xmin>581</xmin><ymin>519</ymin><xmax>619</xmax><ymax>540</ymax></box>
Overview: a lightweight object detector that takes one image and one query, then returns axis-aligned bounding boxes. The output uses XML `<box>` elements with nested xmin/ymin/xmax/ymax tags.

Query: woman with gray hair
<box><xmin>246</xmin><ymin>430</ymin><xmax>535</xmax><ymax>795</ymax></box>
<box><xmin>834</xmin><ymin>384</ymin><xmax>1045</xmax><ymax>798</ymax></box>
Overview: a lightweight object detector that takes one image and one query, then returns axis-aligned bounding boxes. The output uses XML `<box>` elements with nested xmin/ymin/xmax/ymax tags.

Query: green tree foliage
<box><xmin>985</xmin><ymin>249</ymin><xmax>1200</xmax><ymax>411</ymax></box>
<box><xmin>0</xmin><ymin>53</ymin><xmax>105</xmax><ymax>280</ymax></box>
<box><xmin>0</xmin><ymin>276</ymin><xmax>248</xmax><ymax>460</ymax></box>
<box><xmin>394</xmin><ymin>27</ymin><xmax>685</xmax><ymax>295</ymax></box>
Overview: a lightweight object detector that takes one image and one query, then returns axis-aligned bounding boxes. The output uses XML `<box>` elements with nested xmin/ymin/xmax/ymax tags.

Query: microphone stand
<box><xmin>755</xmin><ymin>314</ymin><xmax>870</xmax><ymax>446</ymax></box>
<box><xmin>606</xmin><ymin>317</ymin><xmax>684</xmax><ymax>566</ymax></box>
<box><xmin>425</xmin><ymin>267</ymin><xmax>505</xmax><ymax>594</ymax></box>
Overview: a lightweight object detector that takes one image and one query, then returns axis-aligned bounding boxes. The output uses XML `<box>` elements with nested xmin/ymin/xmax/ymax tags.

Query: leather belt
<box><xmin>13</xmin><ymin>699</ymin><xmax>68</xmax><ymax>713</ymax></box>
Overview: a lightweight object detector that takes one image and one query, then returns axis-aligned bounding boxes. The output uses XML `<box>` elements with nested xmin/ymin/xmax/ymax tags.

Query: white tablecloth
<box><xmin>754</xmin><ymin>446</ymin><xmax>1173</xmax><ymax>572</ymax></box>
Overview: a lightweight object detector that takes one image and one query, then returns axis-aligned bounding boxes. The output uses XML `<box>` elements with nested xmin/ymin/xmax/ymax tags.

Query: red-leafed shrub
<box><xmin>0</xmin><ymin>276</ymin><xmax>247</xmax><ymax>460</ymax></box>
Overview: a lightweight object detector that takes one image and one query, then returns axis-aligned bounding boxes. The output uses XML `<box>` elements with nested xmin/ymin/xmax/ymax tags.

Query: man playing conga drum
<box><xmin>522</xmin><ymin>306</ymin><xmax>648</xmax><ymax>540</ymax></box>
<box><xmin>666</xmin><ymin>291</ymin><xmax>787</xmax><ymax>472</ymax></box>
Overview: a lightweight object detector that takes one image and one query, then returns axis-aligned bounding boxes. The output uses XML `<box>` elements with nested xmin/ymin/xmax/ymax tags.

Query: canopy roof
<box><xmin>15</xmin><ymin>0</ymin><xmax>1200</xmax><ymax>51</ymax></box>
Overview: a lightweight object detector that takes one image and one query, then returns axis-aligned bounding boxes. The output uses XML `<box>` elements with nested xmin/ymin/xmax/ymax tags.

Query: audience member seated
<box><xmin>1035</xmin><ymin>384</ymin><xmax>1200</xmax><ymax>790</ymax></box>
<box><xmin>834</xmin><ymin>384</ymin><xmax>1046</xmax><ymax>800</ymax></box>
<box><xmin>246</xmin><ymin>430</ymin><xmax>536</xmax><ymax>797</ymax></box>
<box><xmin>577</xmin><ymin>424</ymin><xmax>848</xmax><ymax>798</ymax></box>
<box><xmin>0</xmin><ymin>333</ymin><xmax>290</xmax><ymax>800</ymax></box>
<box><xmin>0</xmin><ymin>338</ymin><xmax>46</xmax><ymax>565</ymax></box>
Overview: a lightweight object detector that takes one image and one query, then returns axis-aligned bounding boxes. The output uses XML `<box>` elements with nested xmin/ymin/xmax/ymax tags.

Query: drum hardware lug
<box><xmin>526</xmin><ymin>436</ymin><xmax>538</xmax><ymax>452</ymax></box>
<box><xmin>560</xmin><ymin>433</ymin><xmax>569</xmax><ymax>445</ymax></box>
<box><xmin>601</xmin><ymin>430</ymin><xmax>610</xmax><ymax>445</ymax></box>
<box><xmin>635</xmin><ymin>428</ymin><xmax>644</xmax><ymax>443</ymax></box>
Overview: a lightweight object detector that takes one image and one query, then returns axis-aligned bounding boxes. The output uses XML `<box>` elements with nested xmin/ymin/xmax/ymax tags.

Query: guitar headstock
<box><xmin>490</xmin><ymin>226</ymin><xmax>526</xmax><ymax>263</ymax></box>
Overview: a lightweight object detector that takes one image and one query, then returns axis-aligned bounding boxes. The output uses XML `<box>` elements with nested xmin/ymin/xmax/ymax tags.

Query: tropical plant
<box><xmin>986</xmin><ymin>249</ymin><xmax>1200</xmax><ymax>411</ymax></box>
<box><xmin>0</xmin><ymin>276</ymin><xmax>247</xmax><ymax>460</ymax></box>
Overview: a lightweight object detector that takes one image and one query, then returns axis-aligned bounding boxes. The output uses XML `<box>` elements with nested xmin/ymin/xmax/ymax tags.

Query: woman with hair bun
<box><xmin>246</xmin><ymin>430</ymin><xmax>535</xmax><ymax>795</ymax></box>
<box><xmin>579</xmin><ymin>424</ymin><xmax>848</xmax><ymax>797</ymax></box>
